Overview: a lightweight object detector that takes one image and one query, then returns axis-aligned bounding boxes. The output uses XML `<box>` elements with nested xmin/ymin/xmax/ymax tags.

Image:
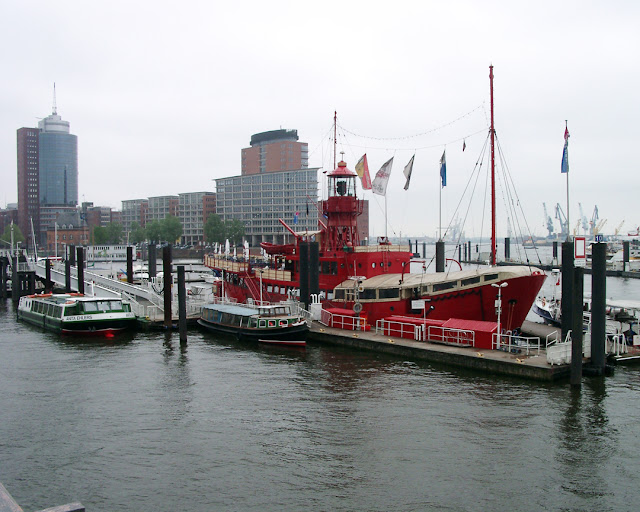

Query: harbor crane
<box><xmin>614</xmin><ymin>220</ymin><xmax>625</xmax><ymax>237</ymax></box>
<box><xmin>542</xmin><ymin>203</ymin><xmax>554</xmax><ymax>238</ymax></box>
<box><xmin>578</xmin><ymin>203</ymin><xmax>590</xmax><ymax>235</ymax></box>
<box><xmin>555</xmin><ymin>203</ymin><xmax>568</xmax><ymax>239</ymax></box>
<box><xmin>590</xmin><ymin>206</ymin><xmax>599</xmax><ymax>236</ymax></box>
<box><xmin>593</xmin><ymin>218</ymin><xmax>607</xmax><ymax>236</ymax></box>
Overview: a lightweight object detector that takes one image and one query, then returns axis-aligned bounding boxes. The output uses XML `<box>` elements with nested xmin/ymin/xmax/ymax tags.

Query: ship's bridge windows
<box><xmin>379</xmin><ymin>288</ymin><xmax>399</xmax><ymax>299</ymax></box>
<box><xmin>461</xmin><ymin>277</ymin><xmax>481</xmax><ymax>287</ymax></box>
<box><xmin>335</xmin><ymin>289</ymin><xmax>345</xmax><ymax>300</ymax></box>
<box><xmin>483</xmin><ymin>273</ymin><xmax>499</xmax><ymax>283</ymax></box>
<box><xmin>433</xmin><ymin>281</ymin><xmax>458</xmax><ymax>292</ymax></box>
<box><xmin>82</xmin><ymin>302</ymin><xmax>99</xmax><ymax>313</ymax></box>
<box><xmin>361</xmin><ymin>289</ymin><xmax>376</xmax><ymax>300</ymax></box>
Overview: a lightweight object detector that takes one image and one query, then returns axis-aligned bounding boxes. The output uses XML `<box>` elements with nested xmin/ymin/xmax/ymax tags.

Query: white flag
<box><xmin>372</xmin><ymin>157</ymin><xmax>394</xmax><ymax>196</ymax></box>
<box><xmin>403</xmin><ymin>155</ymin><xmax>415</xmax><ymax>191</ymax></box>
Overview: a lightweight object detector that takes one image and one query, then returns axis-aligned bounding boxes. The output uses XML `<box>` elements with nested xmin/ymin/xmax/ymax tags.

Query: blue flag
<box><xmin>440</xmin><ymin>150</ymin><xmax>447</xmax><ymax>187</ymax></box>
<box><xmin>561</xmin><ymin>126</ymin><xmax>569</xmax><ymax>174</ymax></box>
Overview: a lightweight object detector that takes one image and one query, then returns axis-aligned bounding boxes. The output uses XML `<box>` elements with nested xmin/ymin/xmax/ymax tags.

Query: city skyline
<box><xmin>2</xmin><ymin>1</ymin><xmax>638</xmax><ymax>239</ymax></box>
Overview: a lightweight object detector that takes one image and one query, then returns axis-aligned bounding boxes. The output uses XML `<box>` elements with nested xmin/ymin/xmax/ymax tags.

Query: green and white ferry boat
<box><xmin>17</xmin><ymin>293</ymin><xmax>137</xmax><ymax>336</ymax></box>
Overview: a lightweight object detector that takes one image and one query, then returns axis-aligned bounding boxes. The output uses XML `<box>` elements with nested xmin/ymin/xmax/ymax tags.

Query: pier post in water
<box><xmin>309</xmin><ymin>242</ymin><xmax>319</xmax><ymax>300</ymax></box>
<box><xmin>623</xmin><ymin>241</ymin><xmax>630</xmax><ymax>272</ymax></box>
<box><xmin>553</xmin><ymin>241</ymin><xmax>558</xmax><ymax>265</ymax></box>
<box><xmin>65</xmin><ymin>257</ymin><xmax>72</xmax><ymax>292</ymax></box>
<box><xmin>45</xmin><ymin>258</ymin><xmax>52</xmax><ymax>293</ymax></box>
<box><xmin>177</xmin><ymin>265</ymin><xmax>187</xmax><ymax>344</ymax></box>
<box><xmin>571</xmin><ymin>267</ymin><xmax>584</xmax><ymax>387</ymax></box>
<box><xmin>69</xmin><ymin>244</ymin><xmax>76</xmax><ymax>266</ymax></box>
<box><xmin>298</xmin><ymin>241</ymin><xmax>310</xmax><ymax>309</ymax></box>
<box><xmin>163</xmin><ymin>244</ymin><xmax>172</xmax><ymax>329</ymax></box>
<box><xmin>504</xmin><ymin>237</ymin><xmax>511</xmax><ymax>261</ymax></box>
<box><xmin>0</xmin><ymin>257</ymin><xmax>6</xmax><ymax>299</ymax></box>
<box><xmin>590</xmin><ymin>242</ymin><xmax>607</xmax><ymax>373</ymax></box>
<box><xmin>561</xmin><ymin>241</ymin><xmax>574</xmax><ymax>343</ymax></box>
<box><xmin>435</xmin><ymin>240</ymin><xmax>445</xmax><ymax>273</ymax></box>
<box><xmin>126</xmin><ymin>246</ymin><xmax>134</xmax><ymax>284</ymax></box>
<box><xmin>422</xmin><ymin>242</ymin><xmax>426</xmax><ymax>259</ymax></box>
<box><xmin>76</xmin><ymin>246</ymin><xmax>85</xmax><ymax>295</ymax></box>
<box><xmin>148</xmin><ymin>243</ymin><xmax>157</xmax><ymax>279</ymax></box>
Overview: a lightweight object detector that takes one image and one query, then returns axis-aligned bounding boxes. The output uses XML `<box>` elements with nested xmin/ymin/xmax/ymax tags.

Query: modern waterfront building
<box><xmin>17</xmin><ymin>94</ymin><xmax>78</xmax><ymax>248</ymax></box>
<box><xmin>16</xmin><ymin>127</ymin><xmax>40</xmax><ymax>248</ymax></box>
<box><xmin>121</xmin><ymin>199</ymin><xmax>149</xmax><ymax>233</ymax></box>
<box><xmin>215</xmin><ymin>168</ymin><xmax>319</xmax><ymax>246</ymax></box>
<box><xmin>38</xmin><ymin>108</ymin><xmax>78</xmax><ymax>207</ymax></box>
<box><xmin>146</xmin><ymin>196</ymin><xmax>179</xmax><ymax>224</ymax></box>
<box><xmin>241</xmin><ymin>129</ymin><xmax>308</xmax><ymax>175</ymax></box>
<box><xmin>178</xmin><ymin>192</ymin><xmax>215</xmax><ymax>246</ymax></box>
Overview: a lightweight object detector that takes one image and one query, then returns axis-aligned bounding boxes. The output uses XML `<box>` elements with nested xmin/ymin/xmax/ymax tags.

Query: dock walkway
<box><xmin>309</xmin><ymin>321</ymin><xmax>570</xmax><ymax>381</ymax></box>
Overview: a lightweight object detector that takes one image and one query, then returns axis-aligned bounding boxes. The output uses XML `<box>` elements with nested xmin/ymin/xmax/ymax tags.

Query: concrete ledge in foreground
<box><xmin>308</xmin><ymin>322</ymin><xmax>570</xmax><ymax>382</ymax></box>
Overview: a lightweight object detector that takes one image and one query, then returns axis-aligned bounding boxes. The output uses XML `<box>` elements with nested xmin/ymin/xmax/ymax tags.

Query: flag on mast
<box><xmin>355</xmin><ymin>154</ymin><xmax>372</xmax><ymax>190</ymax></box>
<box><xmin>439</xmin><ymin>150</ymin><xmax>447</xmax><ymax>187</ymax></box>
<box><xmin>372</xmin><ymin>157</ymin><xmax>394</xmax><ymax>196</ymax></box>
<box><xmin>403</xmin><ymin>155</ymin><xmax>415</xmax><ymax>191</ymax></box>
<box><xmin>561</xmin><ymin>125</ymin><xmax>570</xmax><ymax>173</ymax></box>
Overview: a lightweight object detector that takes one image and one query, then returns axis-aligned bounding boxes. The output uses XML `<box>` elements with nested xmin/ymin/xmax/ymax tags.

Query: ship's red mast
<box><xmin>490</xmin><ymin>65</ymin><xmax>496</xmax><ymax>266</ymax></box>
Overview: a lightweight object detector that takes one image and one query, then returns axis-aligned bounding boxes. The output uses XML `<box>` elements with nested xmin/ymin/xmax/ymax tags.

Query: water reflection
<box><xmin>557</xmin><ymin>379</ymin><xmax>616</xmax><ymax>508</ymax></box>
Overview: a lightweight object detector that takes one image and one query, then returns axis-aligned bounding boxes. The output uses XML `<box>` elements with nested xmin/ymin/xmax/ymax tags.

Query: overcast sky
<box><xmin>2</xmin><ymin>0</ymin><xmax>638</xmax><ymax>240</ymax></box>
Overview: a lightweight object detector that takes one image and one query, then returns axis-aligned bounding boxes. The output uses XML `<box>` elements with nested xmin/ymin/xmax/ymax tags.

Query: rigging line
<box><xmin>494</xmin><ymin>136</ymin><xmax>543</xmax><ymax>267</ymax></box>
<box><xmin>339</xmin><ymin>127</ymin><xmax>488</xmax><ymax>153</ymax></box>
<box><xmin>444</xmin><ymin>135</ymin><xmax>490</xmax><ymax>276</ymax></box>
<box><xmin>446</xmin><ymin>135</ymin><xmax>490</xmax><ymax>257</ymax></box>
<box><xmin>338</xmin><ymin>103</ymin><xmax>485</xmax><ymax>141</ymax></box>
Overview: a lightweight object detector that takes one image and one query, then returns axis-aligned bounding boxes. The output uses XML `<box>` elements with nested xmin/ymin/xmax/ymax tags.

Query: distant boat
<box><xmin>198</xmin><ymin>302</ymin><xmax>309</xmax><ymax>341</ymax></box>
<box><xmin>17</xmin><ymin>293</ymin><xmax>137</xmax><ymax>336</ymax></box>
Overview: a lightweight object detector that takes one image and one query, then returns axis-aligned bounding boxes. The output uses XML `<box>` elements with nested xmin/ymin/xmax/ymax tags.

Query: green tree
<box><xmin>145</xmin><ymin>220</ymin><xmax>163</xmax><ymax>243</ymax></box>
<box><xmin>0</xmin><ymin>223</ymin><xmax>26</xmax><ymax>246</ymax></box>
<box><xmin>106</xmin><ymin>223</ymin><xmax>123</xmax><ymax>244</ymax></box>
<box><xmin>204</xmin><ymin>214</ymin><xmax>226</xmax><ymax>244</ymax></box>
<box><xmin>225</xmin><ymin>218</ymin><xmax>245</xmax><ymax>245</ymax></box>
<box><xmin>93</xmin><ymin>225</ymin><xmax>108</xmax><ymax>244</ymax></box>
<box><xmin>161</xmin><ymin>215</ymin><xmax>183</xmax><ymax>243</ymax></box>
<box><xmin>129</xmin><ymin>221</ymin><xmax>147</xmax><ymax>244</ymax></box>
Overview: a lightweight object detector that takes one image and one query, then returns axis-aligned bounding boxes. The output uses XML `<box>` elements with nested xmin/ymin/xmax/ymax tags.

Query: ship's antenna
<box><xmin>52</xmin><ymin>82</ymin><xmax>57</xmax><ymax>115</ymax></box>
<box><xmin>333</xmin><ymin>111</ymin><xmax>337</xmax><ymax>171</ymax></box>
<box><xmin>489</xmin><ymin>65</ymin><xmax>496</xmax><ymax>266</ymax></box>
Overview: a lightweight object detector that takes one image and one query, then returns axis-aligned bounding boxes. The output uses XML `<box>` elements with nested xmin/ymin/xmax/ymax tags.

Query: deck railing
<box><xmin>320</xmin><ymin>309</ymin><xmax>367</xmax><ymax>331</ymax></box>
<box><xmin>428</xmin><ymin>326</ymin><xmax>475</xmax><ymax>347</ymax></box>
<box><xmin>375</xmin><ymin>319</ymin><xmax>422</xmax><ymax>340</ymax></box>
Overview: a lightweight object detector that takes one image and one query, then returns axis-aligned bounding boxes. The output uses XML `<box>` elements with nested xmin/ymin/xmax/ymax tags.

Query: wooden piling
<box><xmin>435</xmin><ymin>240</ymin><xmax>445</xmax><ymax>272</ymax></box>
<box><xmin>126</xmin><ymin>246</ymin><xmax>133</xmax><ymax>284</ymax></box>
<box><xmin>163</xmin><ymin>245</ymin><xmax>172</xmax><ymax>329</ymax></box>
<box><xmin>590</xmin><ymin>242</ymin><xmax>607</xmax><ymax>372</ymax></box>
<box><xmin>177</xmin><ymin>265</ymin><xmax>187</xmax><ymax>344</ymax></box>
<box><xmin>571</xmin><ymin>266</ymin><xmax>584</xmax><ymax>387</ymax></box>
<box><xmin>76</xmin><ymin>247</ymin><xmax>84</xmax><ymax>295</ymax></box>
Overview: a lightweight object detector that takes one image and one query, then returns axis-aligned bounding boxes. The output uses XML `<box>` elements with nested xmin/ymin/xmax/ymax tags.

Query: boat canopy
<box><xmin>202</xmin><ymin>303</ymin><xmax>260</xmax><ymax>317</ymax></box>
<box><xmin>333</xmin><ymin>265</ymin><xmax>543</xmax><ymax>291</ymax></box>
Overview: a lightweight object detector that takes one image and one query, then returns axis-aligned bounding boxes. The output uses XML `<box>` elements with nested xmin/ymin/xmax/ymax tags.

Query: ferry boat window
<box><xmin>97</xmin><ymin>301</ymin><xmax>112</xmax><ymax>311</ymax></box>
<box><xmin>334</xmin><ymin>289</ymin><xmax>345</xmax><ymax>300</ymax></box>
<box><xmin>461</xmin><ymin>277</ymin><xmax>481</xmax><ymax>286</ymax></box>
<box><xmin>322</xmin><ymin>262</ymin><xmax>331</xmax><ymax>274</ymax></box>
<box><xmin>331</xmin><ymin>262</ymin><xmax>338</xmax><ymax>275</ymax></box>
<box><xmin>421</xmin><ymin>285</ymin><xmax>431</xmax><ymax>294</ymax></box>
<box><xmin>111</xmin><ymin>300</ymin><xmax>123</xmax><ymax>311</ymax></box>
<box><xmin>433</xmin><ymin>281</ymin><xmax>458</xmax><ymax>292</ymax></box>
<box><xmin>483</xmin><ymin>273</ymin><xmax>499</xmax><ymax>282</ymax></box>
<box><xmin>372</xmin><ymin>263</ymin><xmax>376</xmax><ymax>269</ymax></box>
<box><xmin>64</xmin><ymin>304</ymin><xmax>79</xmax><ymax>316</ymax></box>
<box><xmin>83</xmin><ymin>302</ymin><xmax>99</xmax><ymax>313</ymax></box>
<box><xmin>379</xmin><ymin>288</ymin><xmax>399</xmax><ymax>299</ymax></box>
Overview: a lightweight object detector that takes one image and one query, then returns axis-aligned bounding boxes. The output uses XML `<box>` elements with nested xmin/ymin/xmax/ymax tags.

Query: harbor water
<box><xmin>2</xmin><ymin>290</ymin><xmax>640</xmax><ymax>511</ymax></box>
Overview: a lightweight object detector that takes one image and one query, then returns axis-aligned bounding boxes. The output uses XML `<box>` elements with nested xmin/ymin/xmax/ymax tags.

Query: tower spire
<box><xmin>52</xmin><ymin>82</ymin><xmax>57</xmax><ymax>115</ymax></box>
